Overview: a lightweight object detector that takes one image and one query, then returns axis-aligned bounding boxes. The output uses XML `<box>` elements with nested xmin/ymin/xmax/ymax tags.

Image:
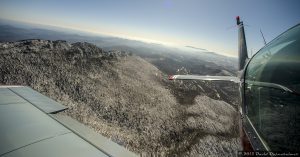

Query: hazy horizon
<box><xmin>1</xmin><ymin>0</ymin><xmax>299</xmax><ymax>57</ymax></box>
<box><xmin>0</xmin><ymin>17</ymin><xmax>239</xmax><ymax>58</ymax></box>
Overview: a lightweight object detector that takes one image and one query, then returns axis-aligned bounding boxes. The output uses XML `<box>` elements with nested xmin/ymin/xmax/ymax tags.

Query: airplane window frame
<box><xmin>243</xmin><ymin>24</ymin><xmax>300</xmax><ymax>152</ymax></box>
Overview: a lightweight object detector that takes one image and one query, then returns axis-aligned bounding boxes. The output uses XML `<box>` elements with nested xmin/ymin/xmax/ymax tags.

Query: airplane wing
<box><xmin>0</xmin><ymin>86</ymin><xmax>137</xmax><ymax>157</ymax></box>
<box><xmin>168</xmin><ymin>75</ymin><xmax>240</xmax><ymax>83</ymax></box>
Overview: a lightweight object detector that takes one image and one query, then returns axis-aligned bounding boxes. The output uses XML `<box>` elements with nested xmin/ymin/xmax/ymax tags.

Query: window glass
<box><xmin>245</xmin><ymin>25</ymin><xmax>300</xmax><ymax>151</ymax></box>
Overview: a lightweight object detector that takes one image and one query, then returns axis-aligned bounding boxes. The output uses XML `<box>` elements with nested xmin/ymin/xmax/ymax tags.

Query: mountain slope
<box><xmin>0</xmin><ymin>40</ymin><xmax>240</xmax><ymax>156</ymax></box>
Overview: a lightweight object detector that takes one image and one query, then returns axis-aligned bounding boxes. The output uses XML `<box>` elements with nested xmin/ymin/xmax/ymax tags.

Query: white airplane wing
<box><xmin>168</xmin><ymin>75</ymin><xmax>240</xmax><ymax>83</ymax></box>
<box><xmin>0</xmin><ymin>86</ymin><xmax>137</xmax><ymax>157</ymax></box>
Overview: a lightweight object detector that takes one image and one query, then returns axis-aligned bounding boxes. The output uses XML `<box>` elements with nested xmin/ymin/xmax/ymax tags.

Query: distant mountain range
<box><xmin>0</xmin><ymin>19</ymin><xmax>237</xmax><ymax>74</ymax></box>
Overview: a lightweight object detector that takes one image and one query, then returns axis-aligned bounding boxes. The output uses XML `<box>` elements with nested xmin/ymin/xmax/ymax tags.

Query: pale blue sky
<box><xmin>0</xmin><ymin>0</ymin><xmax>299</xmax><ymax>56</ymax></box>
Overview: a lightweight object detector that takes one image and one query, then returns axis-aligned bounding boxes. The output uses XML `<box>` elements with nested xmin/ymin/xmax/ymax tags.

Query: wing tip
<box><xmin>168</xmin><ymin>75</ymin><xmax>175</xmax><ymax>80</ymax></box>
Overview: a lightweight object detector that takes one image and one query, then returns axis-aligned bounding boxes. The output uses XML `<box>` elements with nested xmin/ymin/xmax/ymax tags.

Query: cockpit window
<box><xmin>245</xmin><ymin>25</ymin><xmax>300</xmax><ymax>151</ymax></box>
<box><xmin>246</xmin><ymin>25</ymin><xmax>300</xmax><ymax>92</ymax></box>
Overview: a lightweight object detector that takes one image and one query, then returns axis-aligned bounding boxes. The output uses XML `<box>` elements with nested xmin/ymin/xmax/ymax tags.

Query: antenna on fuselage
<box><xmin>260</xmin><ymin>29</ymin><xmax>267</xmax><ymax>45</ymax></box>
